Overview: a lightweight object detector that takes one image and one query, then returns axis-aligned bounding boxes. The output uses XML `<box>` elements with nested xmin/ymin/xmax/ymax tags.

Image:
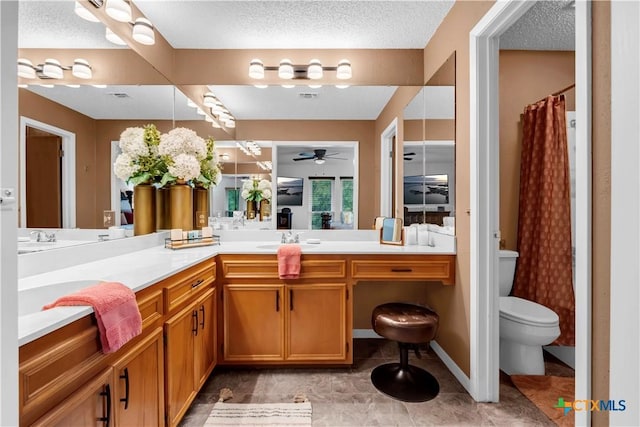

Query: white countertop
<box><xmin>18</xmin><ymin>236</ymin><xmax>455</xmax><ymax>346</ymax></box>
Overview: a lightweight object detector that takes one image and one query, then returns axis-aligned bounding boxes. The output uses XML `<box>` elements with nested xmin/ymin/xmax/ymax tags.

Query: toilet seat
<box><xmin>499</xmin><ymin>296</ymin><xmax>559</xmax><ymax>327</ymax></box>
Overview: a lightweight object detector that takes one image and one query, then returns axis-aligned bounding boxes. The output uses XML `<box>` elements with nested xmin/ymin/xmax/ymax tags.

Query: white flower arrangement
<box><xmin>113</xmin><ymin>124</ymin><xmax>163</xmax><ymax>185</ymax></box>
<box><xmin>167</xmin><ymin>153</ymin><xmax>201</xmax><ymax>182</ymax></box>
<box><xmin>242</xmin><ymin>178</ymin><xmax>272</xmax><ymax>202</ymax></box>
<box><xmin>194</xmin><ymin>137</ymin><xmax>222</xmax><ymax>189</ymax></box>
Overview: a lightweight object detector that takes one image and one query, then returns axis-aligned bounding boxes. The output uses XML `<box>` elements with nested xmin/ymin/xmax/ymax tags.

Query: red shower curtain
<box><xmin>512</xmin><ymin>95</ymin><xmax>575</xmax><ymax>346</ymax></box>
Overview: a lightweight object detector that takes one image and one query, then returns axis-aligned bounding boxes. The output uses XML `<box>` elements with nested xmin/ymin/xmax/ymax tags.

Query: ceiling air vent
<box><xmin>298</xmin><ymin>92</ymin><xmax>318</xmax><ymax>99</ymax></box>
<box><xmin>108</xmin><ymin>92</ymin><xmax>130</xmax><ymax>99</ymax></box>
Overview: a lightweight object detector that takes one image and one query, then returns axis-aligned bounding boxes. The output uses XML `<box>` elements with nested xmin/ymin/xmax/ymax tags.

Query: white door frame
<box><xmin>469</xmin><ymin>4</ymin><xmax>592</xmax><ymax>426</ymax></box>
<box><xmin>380</xmin><ymin>118</ymin><xmax>397</xmax><ymax>217</ymax></box>
<box><xmin>19</xmin><ymin>116</ymin><xmax>76</xmax><ymax>229</ymax></box>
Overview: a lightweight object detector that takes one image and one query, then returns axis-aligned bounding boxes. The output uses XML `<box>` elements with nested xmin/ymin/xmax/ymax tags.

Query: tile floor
<box><xmin>179</xmin><ymin>339</ymin><xmax>573</xmax><ymax>426</ymax></box>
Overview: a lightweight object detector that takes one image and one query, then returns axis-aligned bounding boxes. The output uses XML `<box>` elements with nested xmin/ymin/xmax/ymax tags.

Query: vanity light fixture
<box><xmin>105</xmin><ymin>28</ymin><xmax>127</xmax><ymax>45</ymax></box>
<box><xmin>224</xmin><ymin>118</ymin><xmax>236</xmax><ymax>129</ymax></box>
<box><xmin>250</xmin><ymin>58</ymin><xmax>352</xmax><ymax>81</ymax></box>
<box><xmin>74</xmin><ymin>1</ymin><xmax>100</xmax><ymax>22</ymax></box>
<box><xmin>132</xmin><ymin>17</ymin><xmax>155</xmax><ymax>45</ymax></box>
<box><xmin>18</xmin><ymin>58</ymin><xmax>93</xmax><ymax>81</ymax></box>
<box><xmin>257</xmin><ymin>161</ymin><xmax>272</xmax><ymax>171</ymax></box>
<box><xmin>203</xmin><ymin>93</ymin><xmax>217</xmax><ymax>108</ymax></box>
<box><xmin>237</xmin><ymin>141</ymin><xmax>261</xmax><ymax>156</ymax></box>
<box><xmin>105</xmin><ymin>0</ymin><xmax>132</xmax><ymax>22</ymax></box>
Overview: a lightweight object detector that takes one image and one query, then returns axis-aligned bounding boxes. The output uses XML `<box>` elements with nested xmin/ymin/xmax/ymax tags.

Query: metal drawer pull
<box><xmin>391</xmin><ymin>268</ymin><xmax>413</xmax><ymax>272</ymax></box>
<box><xmin>192</xmin><ymin>310</ymin><xmax>198</xmax><ymax>335</ymax></box>
<box><xmin>119</xmin><ymin>368</ymin><xmax>129</xmax><ymax>409</ymax></box>
<box><xmin>200</xmin><ymin>305</ymin><xmax>205</xmax><ymax>329</ymax></box>
<box><xmin>276</xmin><ymin>290</ymin><xmax>280</xmax><ymax>312</ymax></box>
<box><xmin>191</xmin><ymin>279</ymin><xmax>205</xmax><ymax>288</ymax></box>
<box><xmin>99</xmin><ymin>383</ymin><xmax>111</xmax><ymax>427</ymax></box>
<box><xmin>290</xmin><ymin>289</ymin><xmax>294</xmax><ymax>311</ymax></box>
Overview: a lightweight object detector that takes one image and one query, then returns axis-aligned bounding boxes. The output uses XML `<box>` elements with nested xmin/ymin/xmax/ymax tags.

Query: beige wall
<box><xmin>499</xmin><ymin>50</ymin><xmax>575</xmax><ymax>250</ymax></box>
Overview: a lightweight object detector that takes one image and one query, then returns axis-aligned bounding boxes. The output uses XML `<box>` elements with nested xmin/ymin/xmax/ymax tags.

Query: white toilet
<box><xmin>499</xmin><ymin>250</ymin><xmax>561</xmax><ymax>375</ymax></box>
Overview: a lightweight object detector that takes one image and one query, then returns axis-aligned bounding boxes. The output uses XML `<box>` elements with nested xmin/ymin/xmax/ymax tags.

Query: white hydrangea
<box><xmin>241</xmin><ymin>189</ymin><xmax>250</xmax><ymax>200</ymax></box>
<box><xmin>258</xmin><ymin>179</ymin><xmax>271</xmax><ymax>191</ymax></box>
<box><xmin>159</xmin><ymin>127</ymin><xmax>207</xmax><ymax>160</ymax></box>
<box><xmin>119</xmin><ymin>127</ymin><xmax>148</xmax><ymax>158</ymax></box>
<box><xmin>168</xmin><ymin>153</ymin><xmax>201</xmax><ymax>182</ymax></box>
<box><xmin>262</xmin><ymin>188</ymin><xmax>272</xmax><ymax>200</ymax></box>
<box><xmin>113</xmin><ymin>153</ymin><xmax>139</xmax><ymax>182</ymax></box>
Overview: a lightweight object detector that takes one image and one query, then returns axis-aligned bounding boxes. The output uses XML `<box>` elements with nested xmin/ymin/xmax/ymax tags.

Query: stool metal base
<box><xmin>371</xmin><ymin>362</ymin><xmax>440</xmax><ymax>402</ymax></box>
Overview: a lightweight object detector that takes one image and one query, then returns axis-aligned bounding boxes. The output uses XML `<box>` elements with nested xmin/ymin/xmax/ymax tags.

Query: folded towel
<box><xmin>43</xmin><ymin>282</ymin><xmax>142</xmax><ymax>354</ymax></box>
<box><xmin>278</xmin><ymin>244</ymin><xmax>302</xmax><ymax>279</ymax></box>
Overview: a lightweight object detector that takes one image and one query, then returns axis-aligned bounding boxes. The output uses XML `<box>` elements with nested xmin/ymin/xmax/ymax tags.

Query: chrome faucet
<box><xmin>281</xmin><ymin>231</ymin><xmax>300</xmax><ymax>244</ymax></box>
<box><xmin>30</xmin><ymin>230</ymin><xmax>56</xmax><ymax>242</ymax></box>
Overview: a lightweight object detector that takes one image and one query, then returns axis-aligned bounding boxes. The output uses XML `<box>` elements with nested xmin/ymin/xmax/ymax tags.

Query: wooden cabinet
<box><xmin>350</xmin><ymin>255</ymin><xmax>456</xmax><ymax>285</ymax></box>
<box><xmin>31</xmin><ymin>368</ymin><xmax>113</xmax><ymax>427</ymax></box>
<box><xmin>222</xmin><ymin>281</ymin><xmax>350</xmax><ymax>364</ymax></box>
<box><xmin>287</xmin><ymin>283</ymin><xmax>348</xmax><ymax>361</ymax></box>
<box><xmin>112</xmin><ymin>327</ymin><xmax>164</xmax><ymax>427</ymax></box>
<box><xmin>223</xmin><ymin>284</ymin><xmax>285</xmax><ymax>361</ymax></box>
<box><xmin>165</xmin><ymin>288</ymin><xmax>216</xmax><ymax>427</ymax></box>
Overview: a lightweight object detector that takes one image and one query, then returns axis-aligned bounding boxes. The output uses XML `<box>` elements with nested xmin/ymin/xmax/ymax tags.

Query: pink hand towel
<box><xmin>278</xmin><ymin>244</ymin><xmax>302</xmax><ymax>279</ymax></box>
<box><xmin>43</xmin><ymin>282</ymin><xmax>142</xmax><ymax>354</ymax></box>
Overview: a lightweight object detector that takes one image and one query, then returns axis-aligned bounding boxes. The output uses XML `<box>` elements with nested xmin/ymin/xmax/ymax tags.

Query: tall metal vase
<box><xmin>169</xmin><ymin>183</ymin><xmax>193</xmax><ymax>231</ymax></box>
<box><xmin>133</xmin><ymin>183</ymin><xmax>156</xmax><ymax>235</ymax></box>
<box><xmin>193</xmin><ymin>186</ymin><xmax>209</xmax><ymax>229</ymax></box>
<box><xmin>156</xmin><ymin>186</ymin><xmax>172</xmax><ymax>230</ymax></box>
<box><xmin>246</xmin><ymin>200</ymin><xmax>257</xmax><ymax>220</ymax></box>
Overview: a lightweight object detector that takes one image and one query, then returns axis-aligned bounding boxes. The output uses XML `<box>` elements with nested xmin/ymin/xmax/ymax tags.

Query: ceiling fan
<box><xmin>404</xmin><ymin>151</ymin><xmax>417</xmax><ymax>161</ymax></box>
<box><xmin>293</xmin><ymin>149</ymin><xmax>347</xmax><ymax>164</ymax></box>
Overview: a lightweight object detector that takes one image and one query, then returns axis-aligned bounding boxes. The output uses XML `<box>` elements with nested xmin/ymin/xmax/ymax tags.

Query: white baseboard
<box><xmin>430</xmin><ymin>341</ymin><xmax>472</xmax><ymax>396</ymax></box>
<box><xmin>353</xmin><ymin>329</ymin><xmax>382</xmax><ymax>339</ymax></box>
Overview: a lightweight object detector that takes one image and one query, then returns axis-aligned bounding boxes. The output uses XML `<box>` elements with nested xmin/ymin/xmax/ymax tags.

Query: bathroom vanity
<box><xmin>17</xmin><ymin>233</ymin><xmax>455</xmax><ymax>426</ymax></box>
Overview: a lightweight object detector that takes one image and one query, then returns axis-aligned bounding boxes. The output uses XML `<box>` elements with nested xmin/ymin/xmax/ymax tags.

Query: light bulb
<box><xmin>278</xmin><ymin>59</ymin><xmax>294</xmax><ymax>79</ymax></box>
<box><xmin>307</xmin><ymin>59</ymin><xmax>323</xmax><ymax>80</ymax></box>
<box><xmin>72</xmin><ymin>59</ymin><xmax>92</xmax><ymax>79</ymax></box>
<box><xmin>74</xmin><ymin>1</ymin><xmax>100</xmax><ymax>22</ymax></box>
<box><xmin>249</xmin><ymin>59</ymin><xmax>264</xmax><ymax>79</ymax></box>
<box><xmin>132</xmin><ymin>18</ymin><xmax>155</xmax><ymax>45</ymax></box>
<box><xmin>105</xmin><ymin>28</ymin><xmax>127</xmax><ymax>46</ymax></box>
<box><xmin>336</xmin><ymin>59</ymin><xmax>352</xmax><ymax>80</ymax></box>
<box><xmin>17</xmin><ymin>58</ymin><xmax>36</xmax><ymax>79</ymax></box>
<box><xmin>105</xmin><ymin>0</ymin><xmax>132</xmax><ymax>22</ymax></box>
<box><xmin>42</xmin><ymin>59</ymin><xmax>63</xmax><ymax>79</ymax></box>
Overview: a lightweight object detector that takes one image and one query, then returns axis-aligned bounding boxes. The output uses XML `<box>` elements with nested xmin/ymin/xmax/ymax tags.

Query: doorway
<box><xmin>380</xmin><ymin>119</ymin><xmax>398</xmax><ymax>217</ymax></box>
<box><xmin>25</xmin><ymin>127</ymin><xmax>62</xmax><ymax>228</ymax></box>
<box><xmin>469</xmin><ymin>2</ymin><xmax>591</xmax><ymax>424</ymax></box>
<box><xmin>19</xmin><ymin>117</ymin><xmax>76</xmax><ymax>228</ymax></box>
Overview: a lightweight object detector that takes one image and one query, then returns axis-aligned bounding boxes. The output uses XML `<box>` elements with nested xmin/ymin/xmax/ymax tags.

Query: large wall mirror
<box><xmin>402</xmin><ymin>52</ymin><xmax>456</xmax><ymax>227</ymax></box>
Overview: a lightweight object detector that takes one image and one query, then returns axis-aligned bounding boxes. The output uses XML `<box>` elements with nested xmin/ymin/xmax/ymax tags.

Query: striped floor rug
<box><xmin>204</xmin><ymin>401</ymin><xmax>312</xmax><ymax>426</ymax></box>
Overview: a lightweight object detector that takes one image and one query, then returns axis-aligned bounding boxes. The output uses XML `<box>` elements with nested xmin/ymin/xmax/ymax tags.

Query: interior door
<box><xmin>26</xmin><ymin>129</ymin><xmax>62</xmax><ymax>227</ymax></box>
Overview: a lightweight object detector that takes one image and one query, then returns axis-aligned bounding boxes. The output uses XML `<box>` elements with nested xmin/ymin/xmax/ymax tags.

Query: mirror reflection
<box><xmin>402</xmin><ymin>52</ymin><xmax>456</xmax><ymax>227</ymax></box>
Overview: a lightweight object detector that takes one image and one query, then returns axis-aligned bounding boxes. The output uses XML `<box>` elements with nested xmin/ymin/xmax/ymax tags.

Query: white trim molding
<box><xmin>609</xmin><ymin>1</ymin><xmax>640</xmax><ymax>425</ymax></box>
<box><xmin>469</xmin><ymin>0</ymin><xmax>535</xmax><ymax>402</ymax></box>
<box><xmin>19</xmin><ymin>117</ymin><xmax>76</xmax><ymax>229</ymax></box>
<box><xmin>380</xmin><ymin>118</ymin><xmax>397</xmax><ymax>217</ymax></box>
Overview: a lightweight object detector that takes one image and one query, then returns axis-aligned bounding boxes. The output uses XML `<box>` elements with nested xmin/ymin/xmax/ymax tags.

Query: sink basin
<box><xmin>18</xmin><ymin>240</ymin><xmax>94</xmax><ymax>254</ymax></box>
<box><xmin>19</xmin><ymin>279</ymin><xmax>101</xmax><ymax>316</ymax></box>
<box><xmin>256</xmin><ymin>243</ymin><xmax>315</xmax><ymax>250</ymax></box>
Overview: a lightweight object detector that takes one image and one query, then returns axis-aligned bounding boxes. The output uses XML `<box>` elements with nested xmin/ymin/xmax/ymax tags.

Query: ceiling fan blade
<box><xmin>297</xmin><ymin>152</ymin><xmax>316</xmax><ymax>157</ymax></box>
<box><xmin>293</xmin><ymin>156</ymin><xmax>314</xmax><ymax>161</ymax></box>
<box><xmin>405</xmin><ymin>152</ymin><xmax>416</xmax><ymax>156</ymax></box>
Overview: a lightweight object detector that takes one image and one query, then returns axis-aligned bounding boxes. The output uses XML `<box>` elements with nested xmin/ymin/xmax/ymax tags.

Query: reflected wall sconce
<box><xmin>248</xmin><ymin>58</ymin><xmax>352</xmax><ymax>81</ymax></box>
<box><xmin>237</xmin><ymin>141</ymin><xmax>261</xmax><ymax>156</ymax></box>
<box><xmin>75</xmin><ymin>0</ymin><xmax>155</xmax><ymax>46</ymax></box>
<box><xmin>257</xmin><ymin>161</ymin><xmax>272</xmax><ymax>171</ymax></box>
<box><xmin>18</xmin><ymin>58</ymin><xmax>93</xmax><ymax>80</ymax></box>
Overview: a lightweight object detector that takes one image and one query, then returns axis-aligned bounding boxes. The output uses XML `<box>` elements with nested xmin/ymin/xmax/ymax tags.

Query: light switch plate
<box><xmin>103</xmin><ymin>210</ymin><xmax>115</xmax><ymax>227</ymax></box>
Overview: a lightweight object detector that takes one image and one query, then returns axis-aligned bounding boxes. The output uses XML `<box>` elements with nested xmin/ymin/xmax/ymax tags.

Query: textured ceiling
<box><xmin>500</xmin><ymin>0</ymin><xmax>575</xmax><ymax>51</ymax></box>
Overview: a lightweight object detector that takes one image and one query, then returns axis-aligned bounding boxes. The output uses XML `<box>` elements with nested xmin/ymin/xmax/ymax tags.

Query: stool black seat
<box><xmin>370</xmin><ymin>302</ymin><xmax>440</xmax><ymax>402</ymax></box>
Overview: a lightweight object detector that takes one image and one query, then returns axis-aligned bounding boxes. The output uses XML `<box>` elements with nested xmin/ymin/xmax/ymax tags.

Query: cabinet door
<box><xmin>223</xmin><ymin>284</ymin><xmax>285</xmax><ymax>361</ymax></box>
<box><xmin>31</xmin><ymin>368</ymin><xmax>113</xmax><ymax>427</ymax></box>
<box><xmin>287</xmin><ymin>284</ymin><xmax>348</xmax><ymax>361</ymax></box>
<box><xmin>113</xmin><ymin>328</ymin><xmax>164</xmax><ymax>427</ymax></box>
<box><xmin>194</xmin><ymin>288</ymin><xmax>216</xmax><ymax>389</ymax></box>
<box><xmin>165</xmin><ymin>304</ymin><xmax>197</xmax><ymax>427</ymax></box>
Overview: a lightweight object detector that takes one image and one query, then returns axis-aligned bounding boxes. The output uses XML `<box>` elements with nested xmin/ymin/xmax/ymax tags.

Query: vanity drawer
<box><xmin>350</xmin><ymin>256</ymin><xmax>455</xmax><ymax>284</ymax></box>
<box><xmin>163</xmin><ymin>258</ymin><xmax>216</xmax><ymax>313</ymax></box>
<box><xmin>220</xmin><ymin>256</ymin><xmax>346</xmax><ymax>280</ymax></box>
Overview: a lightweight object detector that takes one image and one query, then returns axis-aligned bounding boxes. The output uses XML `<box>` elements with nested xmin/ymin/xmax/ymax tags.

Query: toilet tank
<box><xmin>499</xmin><ymin>250</ymin><xmax>519</xmax><ymax>296</ymax></box>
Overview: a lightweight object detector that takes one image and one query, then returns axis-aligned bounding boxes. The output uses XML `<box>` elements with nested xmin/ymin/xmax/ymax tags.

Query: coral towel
<box><xmin>278</xmin><ymin>244</ymin><xmax>302</xmax><ymax>279</ymax></box>
<box><xmin>43</xmin><ymin>282</ymin><xmax>142</xmax><ymax>353</ymax></box>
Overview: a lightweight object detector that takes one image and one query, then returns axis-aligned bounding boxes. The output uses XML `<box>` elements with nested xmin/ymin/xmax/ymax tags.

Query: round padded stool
<box><xmin>370</xmin><ymin>302</ymin><xmax>440</xmax><ymax>402</ymax></box>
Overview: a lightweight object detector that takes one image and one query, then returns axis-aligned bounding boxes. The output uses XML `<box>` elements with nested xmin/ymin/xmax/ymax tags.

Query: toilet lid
<box><xmin>500</xmin><ymin>297</ymin><xmax>559</xmax><ymax>326</ymax></box>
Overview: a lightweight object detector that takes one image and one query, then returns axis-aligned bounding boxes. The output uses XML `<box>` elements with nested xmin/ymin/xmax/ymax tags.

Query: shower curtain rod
<box><xmin>535</xmin><ymin>83</ymin><xmax>576</xmax><ymax>103</ymax></box>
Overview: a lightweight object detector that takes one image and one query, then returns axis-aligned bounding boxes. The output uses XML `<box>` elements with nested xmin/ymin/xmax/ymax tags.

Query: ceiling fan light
<box><xmin>105</xmin><ymin>0</ymin><xmax>132</xmax><ymax>22</ymax></box>
<box><xmin>72</xmin><ymin>58</ymin><xmax>92</xmax><ymax>79</ymax></box>
<box><xmin>249</xmin><ymin>59</ymin><xmax>264</xmax><ymax>79</ymax></box>
<box><xmin>278</xmin><ymin>59</ymin><xmax>294</xmax><ymax>79</ymax></box>
<box><xmin>132</xmin><ymin>18</ymin><xmax>155</xmax><ymax>45</ymax></box>
<box><xmin>74</xmin><ymin>1</ymin><xmax>100</xmax><ymax>22</ymax></box>
<box><xmin>203</xmin><ymin>92</ymin><xmax>216</xmax><ymax>108</ymax></box>
<box><xmin>43</xmin><ymin>59</ymin><xmax>63</xmax><ymax>79</ymax></box>
<box><xmin>105</xmin><ymin>27</ymin><xmax>127</xmax><ymax>46</ymax></box>
<box><xmin>314</xmin><ymin>158</ymin><xmax>326</xmax><ymax>165</ymax></box>
<box><xmin>17</xmin><ymin>58</ymin><xmax>36</xmax><ymax>79</ymax></box>
<box><xmin>307</xmin><ymin>59</ymin><xmax>323</xmax><ymax>80</ymax></box>
<box><xmin>336</xmin><ymin>59</ymin><xmax>352</xmax><ymax>80</ymax></box>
